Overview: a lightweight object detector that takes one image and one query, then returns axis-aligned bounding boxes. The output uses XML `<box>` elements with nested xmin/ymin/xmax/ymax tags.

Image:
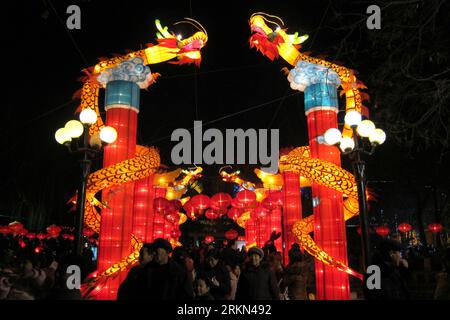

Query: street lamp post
<box><xmin>55</xmin><ymin>109</ymin><xmax>117</xmax><ymax>255</ymax></box>
<box><xmin>324</xmin><ymin>111</ymin><xmax>386</xmax><ymax>271</ymax></box>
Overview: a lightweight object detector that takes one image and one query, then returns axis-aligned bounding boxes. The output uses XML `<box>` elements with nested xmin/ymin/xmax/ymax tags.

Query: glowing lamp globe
<box><xmin>369</xmin><ymin>128</ymin><xmax>386</xmax><ymax>145</ymax></box>
<box><xmin>99</xmin><ymin>126</ymin><xmax>118</xmax><ymax>144</ymax></box>
<box><xmin>64</xmin><ymin>120</ymin><xmax>84</xmax><ymax>138</ymax></box>
<box><xmin>398</xmin><ymin>223</ymin><xmax>412</xmax><ymax>233</ymax></box>
<box><xmin>339</xmin><ymin>137</ymin><xmax>355</xmax><ymax>153</ymax></box>
<box><xmin>324</xmin><ymin>128</ymin><xmax>342</xmax><ymax>145</ymax></box>
<box><xmin>357</xmin><ymin>120</ymin><xmax>376</xmax><ymax>138</ymax></box>
<box><xmin>55</xmin><ymin>128</ymin><xmax>72</xmax><ymax>144</ymax></box>
<box><xmin>344</xmin><ymin>110</ymin><xmax>362</xmax><ymax>127</ymax></box>
<box><xmin>79</xmin><ymin>108</ymin><xmax>98</xmax><ymax>125</ymax></box>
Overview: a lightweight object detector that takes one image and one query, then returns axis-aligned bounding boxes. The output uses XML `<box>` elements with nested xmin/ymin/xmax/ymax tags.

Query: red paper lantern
<box><xmin>170</xmin><ymin>229</ymin><xmax>181</xmax><ymax>239</ymax></box>
<box><xmin>164</xmin><ymin>212</ymin><xmax>179</xmax><ymax>224</ymax></box>
<box><xmin>183</xmin><ymin>200</ymin><xmax>194</xmax><ymax>214</ymax></box>
<box><xmin>225</xmin><ymin>229</ymin><xmax>239</xmax><ymax>240</ymax></box>
<box><xmin>375</xmin><ymin>226</ymin><xmax>390</xmax><ymax>237</ymax></box>
<box><xmin>398</xmin><ymin>223</ymin><xmax>412</xmax><ymax>233</ymax></box>
<box><xmin>61</xmin><ymin>234</ymin><xmax>70</xmax><ymax>240</ymax></box>
<box><xmin>231</xmin><ymin>197</ymin><xmax>246</xmax><ymax>209</ymax></box>
<box><xmin>153</xmin><ymin>197</ymin><xmax>170</xmax><ymax>213</ymax></box>
<box><xmin>236</xmin><ymin>190</ymin><xmax>256</xmax><ymax>207</ymax></box>
<box><xmin>190</xmin><ymin>194</ymin><xmax>211</xmax><ymax>211</ymax></box>
<box><xmin>37</xmin><ymin>233</ymin><xmax>46</xmax><ymax>240</ymax></box>
<box><xmin>83</xmin><ymin>227</ymin><xmax>95</xmax><ymax>237</ymax></box>
<box><xmin>205</xmin><ymin>209</ymin><xmax>220</xmax><ymax>220</ymax></box>
<box><xmin>27</xmin><ymin>232</ymin><xmax>36</xmax><ymax>239</ymax></box>
<box><xmin>428</xmin><ymin>223</ymin><xmax>443</xmax><ymax>233</ymax></box>
<box><xmin>204</xmin><ymin>235</ymin><xmax>214</xmax><ymax>244</ymax></box>
<box><xmin>227</xmin><ymin>207</ymin><xmax>241</xmax><ymax>220</ymax></box>
<box><xmin>262</xmin><ymin>191</ymin><xmax>283</xmax><ymax>210</ymax></box>
<box><xmin>171</xmin><ymin>200</ymin><xmax>182</xmax><ymax>212</ymax></box>
<box><xmin>8</xmin><ymin>221</ymin><xmax>23</xmax><ymax>234</ymax></box>
<box><xmin>211</xmin><ymin>193</ymin><xmax>232</xmax><ymax>208</ymax></box>
<box><xmin>0</xmin><ymin>226</ymin><xmax>11</xmax><ymax>235</ymax></box>
<box><xmin>35</xmin><ymin>246</ymin><xmax>43</xmax><ymax>253</ymax></box>
<box><xmin>46</xmin><ymin>225</ymin><xmax>62</xmax><ymax>238</ymax></box>
<box><xmin>68</xmin><ymin>234</ymin><xmax>75</xmax><ymax>241</ymax></box>
<box><xmin>18</xmin><ymin>239</ymin><xmax>26</xmax><ymax>248</ymax></box>
<box><xmin>253</xmin><ymin>205</ymin><xmax>270</xmax><ymax>219</ymax></box>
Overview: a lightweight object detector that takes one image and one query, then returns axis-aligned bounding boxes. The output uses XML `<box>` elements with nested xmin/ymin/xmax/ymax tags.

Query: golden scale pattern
<box><xmin>280</xmin><ymin>147</ymin><xmax>362</xmax><ymax>279</ymax></box>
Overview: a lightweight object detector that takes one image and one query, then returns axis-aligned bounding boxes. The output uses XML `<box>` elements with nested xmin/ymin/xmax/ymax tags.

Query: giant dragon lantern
<box><xmin>74</xmin><ymin>18</ymin><xmax>207</xmax><ymax>299</ymax></box>
<box><xmin>249</xmin><ymin>12</ymin><xmax>371</xmax><ymax>299</ymax></box>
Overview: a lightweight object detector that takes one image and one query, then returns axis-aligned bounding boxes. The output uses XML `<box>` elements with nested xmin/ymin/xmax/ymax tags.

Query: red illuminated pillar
<box><xmin>301</xmin><ymin>67</ymin><xmax>350</xmax><ymax>300</ymax></box>
<box><xmin>151</xmin><ymin>186</ymin><xmax>167</xmax><ymax>240</ymax></box>
<box><xmin>132</xmin><ymin>174</ymin><xmax>155</xmax><ymax>242</ymax></box>
<box><xmin>282</xmin><ymin>172</ymin><xmax>303</xmax><ymax>264</ymax></box>
<box><xmin>97</xmin><ymin>79</ymin><xmax>140</xmax><ymax>300</ymax></box>
<box><xmin>245</xmin><ymin>217</ymin><xmax>257</xmax><ymax>247</ymax></box>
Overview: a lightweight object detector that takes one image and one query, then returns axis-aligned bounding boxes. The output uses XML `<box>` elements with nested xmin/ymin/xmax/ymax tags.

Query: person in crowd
<box><xmin>221</xmin><ymin>240</ymin><xmax>244</xmax><ymax>267</ymax></box>
<box><xmin>117</xmin><ymin>243</ymin><xmax>154</xmax><ymax>300</ymax></box>
<box><xmin>268</xmin><ymin>251</ymin><xmax>284</xmax><ymax>283</ymax></box>
<box><xmin>201</xmin><ymin>248</ymin><xmax>231</xmax><ymax>300</ymax></box>
<box><xmin>235</xmin><ymin>246</ymin><xmax>280</xmax><ymax>300</ymax></box>
<box><xmin>281</xmin><ymin>246</ymin><xmax>307</xmax><ymax>300</ymax></box>
<box><xmin>226</xmin><ymin>263</ymin><xmax>240</xmax><ymax>300</ymax></box>
<box><xmin>365</xmin><ymin>238</ymin><xmax>410</xmax><ymax>300</ymax></box>
<box><xmin>172</xmin><ymin>246</ymin><xmax>195</xmax><ymax>298</ymax></box>
<box><xmin>194</xmin><ymin>274</ymin><xmax>214</xmax><ymax>300</ymax></box>
<box><xmin>144</xmin><ymin>238</ymin><xmax>194</xmax><ymax>300</ymax></box>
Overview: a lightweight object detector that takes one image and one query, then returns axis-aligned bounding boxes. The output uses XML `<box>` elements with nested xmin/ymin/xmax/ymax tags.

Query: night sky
<box><xmin>3</xmin><ymin>0</ymin><xmax>449</xmax><ymax>232</ymax></box>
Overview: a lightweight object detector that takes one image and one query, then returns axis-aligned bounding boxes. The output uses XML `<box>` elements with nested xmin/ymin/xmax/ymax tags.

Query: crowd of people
<box><xmin>117</xmin><ymin>238</ymin><xmax>312</xmax><ymax>300</ymax></box>
<box><xmin>1</xmin><ymin>232</ymin><xmax>450</xmax><ymax>300</ymax></box>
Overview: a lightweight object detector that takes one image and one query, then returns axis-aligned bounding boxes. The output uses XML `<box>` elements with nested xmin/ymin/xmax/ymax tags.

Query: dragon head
<box><xmin>155</xmin><ymin>18</ymin><xmax>208</xmax><ymax>66</ymax></box>
<box><xmin>249</xmin><ymin>12</ymin><xmax>308</xmax><ymax>61</ymax></box>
